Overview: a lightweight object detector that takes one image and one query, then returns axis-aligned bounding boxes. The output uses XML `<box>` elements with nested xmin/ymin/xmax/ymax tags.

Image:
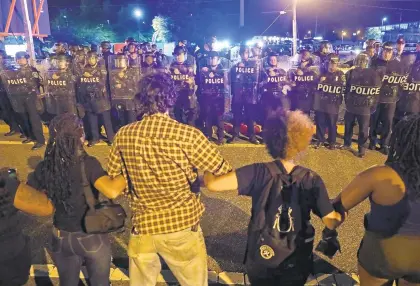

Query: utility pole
<box><xmin>20</xmin><ymin>0</ymin><xmax>35</xmax><ymax>64</ymax></box>
<box><xmin>240</xmin><ymin>0</ymin><xmax>244</xmax><ymax>27</ymax></box>
<box><xmin>315</xmin><ymin>14</ymin><xmax>318</xmax><ymax>38</ymax></box>
<box><xmin>292</xmin><ymin>0</ymin><xmax>297</xmax><ymax>56</ymax></box>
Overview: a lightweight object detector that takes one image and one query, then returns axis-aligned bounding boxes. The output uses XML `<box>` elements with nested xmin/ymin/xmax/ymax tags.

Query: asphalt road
<box><xmin>0</xmin><ymin>127</ymin><xmax>387</xmax><ymax>278</ymax></box>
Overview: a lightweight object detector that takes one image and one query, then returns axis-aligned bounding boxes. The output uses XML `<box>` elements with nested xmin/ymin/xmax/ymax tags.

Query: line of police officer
<box><xmin>1</xmin><ymin>39</ymin><xmax>419</xmax><ymax>156</ymax></box>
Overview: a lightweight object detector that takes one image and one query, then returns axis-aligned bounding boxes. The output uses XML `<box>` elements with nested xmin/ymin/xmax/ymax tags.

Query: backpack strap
<box><xmin>80</xmin><ymin>157</ymin><xmax>97</xmax><ymax>211</ymax></box>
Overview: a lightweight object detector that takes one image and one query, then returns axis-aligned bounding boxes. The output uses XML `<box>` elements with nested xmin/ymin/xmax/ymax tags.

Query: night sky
<box><xmin>47</xmin><ymin>0</ymin><xmax>420</xmax><ymax>37</ymax></box>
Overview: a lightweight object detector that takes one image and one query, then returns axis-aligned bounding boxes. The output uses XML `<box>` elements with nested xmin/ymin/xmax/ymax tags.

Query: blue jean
<box><xmin>50</xmin><ymin>227</ymin><xmax>111</xmax><ymax>286</ymax></box>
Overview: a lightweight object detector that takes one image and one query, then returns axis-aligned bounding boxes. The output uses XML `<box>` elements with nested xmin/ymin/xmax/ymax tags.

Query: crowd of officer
<box><xmin>0</xmin><ymin>37</ymin><xmax>419</xmax><ymax>157</ymax></box>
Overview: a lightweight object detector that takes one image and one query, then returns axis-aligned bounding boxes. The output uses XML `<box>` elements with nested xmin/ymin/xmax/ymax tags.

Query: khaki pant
<box><xmin>127</xmin><ymin>226</ymin><xmax>208</xmax><ymax>286</ymax></box>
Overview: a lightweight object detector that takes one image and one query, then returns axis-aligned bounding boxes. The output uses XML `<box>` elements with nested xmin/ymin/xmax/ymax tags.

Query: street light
<box><xmin>133</xmin><ymin>9</ymin><xmax>143</xmax><ymax>19</ymax></box>
<box><xmin>357</xmin><ymin>30</ymin><xmax>361</xmax><ymax>35</ymax></box>
<box><xmin>342</xmin><ymin>31</ymin><xmax>347</xmax><ymax>44</ymax></box>
<box><xmin>382</xmin><ymin>17</ymin><xmax>387</xmax><ymax>31</ymax></box>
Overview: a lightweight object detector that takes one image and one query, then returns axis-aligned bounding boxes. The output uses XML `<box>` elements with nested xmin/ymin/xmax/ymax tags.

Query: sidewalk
<box><xmin>30</xmin><ymin>264</ymin><xmax>362</xmax><ymax>285</ymax></box>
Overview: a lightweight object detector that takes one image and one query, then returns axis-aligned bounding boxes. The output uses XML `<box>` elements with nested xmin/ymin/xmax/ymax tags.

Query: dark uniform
<box><xmin>343</xmin><ymin>53</ymin><xmax>382</xmax><ymax>157</ymax></box>
<box><xmin>369</xmin><ymin>42</ymin><xmax>405</xmax><ymax>154</ymax></box>
<box><xmin>395</xmin><ymin>53</ymin><xmax>419</xmax><ymax>124</ymax></box>
<box><xmin>289</xmin><ymin>50</ymin><xmax>320</xmax><ymax>115</ymax></box>
<box><xmin>260</xmin><ymin>53</ymin><xmax>291</xmax><ymax>119</ymax></box>
<box><xmin>170</xmin><ymin>46</ymin><xmax>197</xmax><ymax>126</ymax></box>
<box><xmin>198</xmin><ymin>51</ymin><xmax>231</xmax><ymax>144</ymax></box>
<box><xmin>313</xmin><ymin>41</ymin><xmax>333</xmax><ymax>74</ymax></box>
<box><xmin>75</xmin><ymin>51</ymin><xmax>114</xmax><ymax>146</ymax></box>
<box><xmin>1</xmin><ymin>52</ymin><xmax>45</xmax><ymax>150</ymax></box>
<box><xmin>313</xmin><ymin>54</ymin><xmax>346</xmax><ymax>149</ymax></box>
<box><xmin>229</xmin><ymin>46</ymin><xmax>260</xmax><ymax>144</ymax></box>
<box><xmin>108</xmin><ymin>54</ymin><xmax>140</xmax><ymax>128</ymax></box>
<box><xmin>44</xmin><ymin>55</ymin><xmax>77</xmax><ymax>117</ymax></box>
<box><xmin>0</xmin><ymin>50</ymin><xmax>20</xmax><ymax>136</ymax></box>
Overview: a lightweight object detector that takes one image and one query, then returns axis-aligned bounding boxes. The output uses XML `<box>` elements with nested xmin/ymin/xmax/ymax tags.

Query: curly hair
<box><xmin>387</xmin><ymin>114</ymin><xmax>420</xmax><ymax>200</ymax></box>
<box><xmin>136</xmin><ymin>72</ymin><xmax>178</xmax><ymax>115</ymax></box>
<box><xmin>41</xmin><ymin>113</ymin><xmax>84</xmax><ymax>211</ymax></box>
<box><xmin>264</xmin><ymin>110</ymin><xmax>314</xmax><ymax>160</ymax></box>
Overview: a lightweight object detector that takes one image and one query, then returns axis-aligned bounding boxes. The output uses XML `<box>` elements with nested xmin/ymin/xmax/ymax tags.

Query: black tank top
<box><xmin>365</xmin><ymin>163</ymin><xmax>420</xmax><ymax>237</ymax></box>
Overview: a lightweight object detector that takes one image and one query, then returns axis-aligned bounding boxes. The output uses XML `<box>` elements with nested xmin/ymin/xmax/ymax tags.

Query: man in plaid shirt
<box><xmin>107</xmin><ymin>73</ymin><xmax>232</xmax><ymax>286</ymax></box>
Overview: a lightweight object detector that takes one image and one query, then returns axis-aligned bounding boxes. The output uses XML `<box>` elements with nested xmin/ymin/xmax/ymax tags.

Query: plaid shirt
<box><xmin>107</xmin><ymin>113</ymin><xmax>232</xmax><ymax>235</ymax></box>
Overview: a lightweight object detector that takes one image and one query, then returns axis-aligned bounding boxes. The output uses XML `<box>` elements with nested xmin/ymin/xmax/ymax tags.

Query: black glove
<box><xmin>315</xmin><ymin>228</ymin><xmax>341</xmax><ymax>259</ymax></box>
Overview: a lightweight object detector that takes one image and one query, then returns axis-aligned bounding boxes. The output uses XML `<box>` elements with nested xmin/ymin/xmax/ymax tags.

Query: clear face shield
<box><xmin>328</xmin><ymin>61</ymin><xmax>338</xmax><ymax>72</ymax></box>
<box><xmin>381</xmin><ymin>48</ymin><xmax>394</xmax><ymax>61</ymax></box>
<box><xmin>145</xmin><ymin>55</ymin><xmax>155</xmax><ymax>65</ymax></box>
<box><xmin>268</xmin><ymin>56</ymin><xmax>278</xmax><ymax>67</ymax></box>
<box><xmin>209</xmin><ymin>56</ymin><xmax>220</xmax><ymax>67</ymax></box>
<box><xmin>17</xmin><ymin>57</ymin><xmax>28</xmax><ymax>67</ymax></box>
<box><xmin>87</xmin><ymin>56</ymin><xmax>98</xmax><ymax>66</ymax></box>
<box><xmin>176</xmin><ymin>53</ymin><xmax>186</xmax><ymax>64</ymax></box>
<box><xmin>57</xmin><ymin>59</ymin><xmax>69</xmax><ymax>70</ymax></box>
<box><xmin>353</xmin><ymin>53</ymin><xmax>370</xmax><ymax>69</ymax></box>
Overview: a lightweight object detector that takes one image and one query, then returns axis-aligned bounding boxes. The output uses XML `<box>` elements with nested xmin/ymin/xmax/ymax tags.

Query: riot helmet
<box><xmin>68</xmin><ymin>44</ymin><xmax>79</xmax><ymax>56</ymax></box>
<box><xmin>173</xmin><ymin>46</ymin><xmax>187</xmax><ymax>63</ymax></box>
<box><xmin>145</xmin><ymin>42</ymin><xmax>152</xmax><ymax>51</ymax></box>
<box><xmin>208</xmin><ymin>51</ymin><xmax>220</xmax><ymax>68</ymax></box>
<box><xmin>365</xmin><ymin>45</ymin><xmax>375</xmax><ymax>58</ymax></box>
<box><xmin>82</xmin><ymin>46</ymin><xmax>90</xmax><ymax>54</ymax></box>
<box><xmin>127</xmin><ymin>42</ymin><xmax>137</xmax><ymax>54</ymax></box>
<box><xmin>380</xmin><ymin>42</ymin><xmax>394</xmax><ymax>61</ymax></box>
<box><xmin>125</xmin><ymin>37</ymin><xmax>135</xmax><ymax>44</ymax></box>
<box><xmin>15</xmin><ymin>51</ymin><xmax>29</xmax><ymax>66</ymax></box>
<box><xmin>206</xmin><ymin>36</ymin><xmax>217</xmax><ymax>51</ymax></box>
<box><xmin>267</xmin><ymin>52</ymin><xmax>279</xmax><ymax>67</ymax></box>
<box><xmin>365</xmin><ymin>39</ymin><xmax>376</xmax><ymax>48</ymax></box>
<box><xmin>86</xmin><ymin>51</ymin><xmax>99</xmax><ymax>66</ymax></box>
<box><xmin>239</xmin><ymin>45</ymin><xmax>249</xmax><ymax>61</ymax></box>
<box><xmin>144</xmin><ymin>52</ymin><xmax>156</xmax><ymax>66</ymax></box>
<box><xmin>100</xmin><ymin>41</ymin><xmax>112</xmax><ymax>53</ymax></box>
<box><xmin>353</xmin><ymin>53</ymin><xmax>370</xmax><ymax>69</ymax></box>
<box><xmin>374</xmin><ymin>41</ymin><xmax>381</xmax><ymax>55</ymax></box>
<box><xmin>114</xmin><ymin>55</ymin><xmax>128</xmax><ymax>69</ymax></box>
<box><xmin>57</xmin><ymin>55</ymin><xmax>70</xmax><ymax>70</ymax></box>
<box><xmin>319</xmin><ymin>41</ymin><xmax>332</xmax><ymax>55</ymax></box>
<box><xmin>396</xmin><ymin>38</ymin><xmax>406</xmax><ymax>54</ymax></box>
<box><xmin>53</xmin><ymin>42</ymin><xmax>68</xmax><ymax>54</ymax></box>
<box><xmin>151</xmin><ymin>44</ymin><xmax>157</xmax><ymax>52</ymax></box>
<box><xmin>252</xmin><ymin>42</ymin><xmax>263</xmax><ymax>58</ymax></box>
<box><xmin>74</xmin><ymin>50</ymin><xmax>86</xmax><ymax>64</ymax></box>
<box><xmin>327</xmin><ymin>53</ymin><xmax>339</xmax><ymax>72</ymax></box>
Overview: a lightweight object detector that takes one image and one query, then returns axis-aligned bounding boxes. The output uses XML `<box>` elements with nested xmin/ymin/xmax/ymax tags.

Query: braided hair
<box><xmin>41</xmin><ymin>113</ymin><xmax>84</xmax><ymax>208</ymax></box>
<box><xmin>387</xmin><ymin>114</ymin><xmax>420</xmax><ymax>200</ymax></box>
<box><xmin>136</xmin><ymin>72</ymin><xmax>178</xmax><ymax>115</ymax></box>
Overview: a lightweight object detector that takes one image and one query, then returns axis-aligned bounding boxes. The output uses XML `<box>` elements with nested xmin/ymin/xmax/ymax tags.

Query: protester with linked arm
<box><xmin>326</xmin><ymin>114</ymin><xmax>420</xmax><ymax>286</ymax></box>
<box><xmin>26</xmin><ymin>113</ymin><xmax>126</xmax><ymax>286</ymax></box>
<box><xmin>0</xmin><ymin>168</ymin><xmax>54</xmax><ymax>286</ymax></box>
<box><xmin>204</xmin><ymin>110</ymin><xmax>343</xmax><ymax>286</ymax></box>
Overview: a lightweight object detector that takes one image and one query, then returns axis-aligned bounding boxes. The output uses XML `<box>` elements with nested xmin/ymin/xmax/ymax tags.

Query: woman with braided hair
<box><xmin>328</xmin><ymin>114</ymin><xmax>420</xmax><ymax>286</ymax></box>
<box><xmin>27</xmin><ymin>113</ymin><xmax>126</xmax><ymax>286</ymax></box>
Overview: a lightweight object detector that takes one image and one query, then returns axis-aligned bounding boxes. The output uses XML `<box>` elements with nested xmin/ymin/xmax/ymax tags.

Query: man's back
<box><xmin>108</xmin><ymin>113</ymin><xmax>231</xmax><ymax>235</ymax></box>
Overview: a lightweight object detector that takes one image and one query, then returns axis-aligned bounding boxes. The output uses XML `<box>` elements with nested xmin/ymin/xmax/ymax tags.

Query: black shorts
<box><xmin>0</xmin><ymin>236</ymin><xmax>31</xmax><ymax>286</ymax></box>
<box><xmin>358</xmin><ymin>231</ymin><xmax>420</xmax><ymax>283</ymax></box>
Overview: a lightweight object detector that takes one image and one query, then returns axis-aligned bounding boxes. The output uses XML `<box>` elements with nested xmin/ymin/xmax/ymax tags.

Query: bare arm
<box><xmin>14</xmin><ymin>184</ymin><xmax>54</xmax><ymax>216</ymax></box>
<box><xmin>94</xmin><ymin>175</ymin><xmax>127</xmax><ymax>199</ymax></box>
<box><xmin>204</xmin><ymin>171</ymin><xmax>238</xmax><ymax>192</ymax></box>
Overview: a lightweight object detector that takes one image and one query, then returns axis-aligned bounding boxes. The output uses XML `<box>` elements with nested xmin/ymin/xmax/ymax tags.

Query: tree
<box><xmin>152</xmin><ymin>15</ymin><xmax>174</xmax><ymax>43</ymax></box>
<box><xmin>365</xmin><ymin>27</ymin><xmax>383</xmax><ymax>41</ymax></box>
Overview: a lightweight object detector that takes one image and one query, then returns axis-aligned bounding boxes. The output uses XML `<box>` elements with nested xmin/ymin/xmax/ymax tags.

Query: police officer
<box><xmin>395</xmin><ymin>53</ymin><xmax>419</xmax><ymax>124</ymax></box>
<box><xmin>314</xmin><ymin>41</ymin><xmax>333</xmax><ymax>73</ymax></box>
<box><xmin>52</xmin><ymin>42</ymin><xmax>68</xmax><ymax>56</ymax></box>
<box><xmin>313</xmin><ymin>54</ymin><xmax>346</xmax><ymax>149</ymax></box>
<box><xmin>170</xmin><ymin>45</ymin><xmax>197</xmax><ymax>126</ymax></box>
<box><xmin>2</xmin><ymin>52</ymin><xmax>45</xmax><ymax>150</ymax></box>
<box><xmin>122</xmin><ymin>37</ymin><xmax>136</xmax><ymax>54</ymax></box>
<box><xmin>109</xmin><ymin>54</ymin><xmax>139</xmax><ymax>128</ymax></box>
<box><xmin>76</xmin><ymin>51</ymin><xmax>114</xmax><ymax>146</ymax></box>
<box><xmin>342</xmin><ymin>53</ymin><xmax>381</xmax><ymax>158</ymax></box>
<box><xmin>289</xmin><ymin>49</ymin><xmax>320</xmax><ymax>115</ymax></box>
<box><xmin>260</xmin><ymin>52</ymin><xmax>291</xmax><ymax>119</ymax></box>
<box><xmin>100</xmin><ymin>41</ymin><xmax>114</xmax><ymax>67</ymax></box>
<box><xmin>199</xmin><ymin>51</ymin><xmax>230</xmax><ymax>144</ymax></box>
<box><xmin>251</xmin><ymin>42</ymin><xmax>263</xmax><ymax>60</ymax></box>
<box><xmin>44</xmin><ymin>55</ymin><xmax>77</xmax><ymax>117</ymax></box>
<box><xmin>228</xmin><ymin>45</ymin><xmax>260</xmax><ymax>144</ymax></box>
<box><xmin>395</xmin><ymin>38</ymin><xmax>406</xmax><ymax>62</ymax></box>
<box><xmin>125</xmin><ymin>42</ymin><xmax>141</xmax><ymax>66</ymax></box>
<box><xmin>369</xmin><ymin>42</ymin><xmax>405</xmax><ymax>155</ymax></box>
<box><xmin>0</xmin><ymin>50</ymin><xmax>20</xmax><ymax>136</ymax></box>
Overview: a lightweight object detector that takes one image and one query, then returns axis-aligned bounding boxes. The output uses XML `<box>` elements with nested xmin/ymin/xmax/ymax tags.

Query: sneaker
<box><xmin>340</xmin><ymin>145</ymin><xmax>352</xmax><ymax>151</ymax></box>
<box><xmin>19</xmin><ymin>134</ymin><xmax>26</xmax><ymax>139</ymax></box>
<box><xmin>368</xmin><ymin>143</ymin><xmax>376</xmax><ymax>150</ymax></box>
<box><xmin>328</xmin><ymin>143</ymin><xmax>337</xmax><ymax>150</ymax></box>
<box><xmin>31</xmin><ymin>142</ymin><xmax>45</xmax><ymax>151</ymax></box>
<box><xmin>216</xmin><ymin>138</ymin><xmax>225</xmax><ymax>146</ymax></box>
<box><xmin>357</xmin><ymin>150</ymin><xmax>366</xmax><ymax>158</ymax></box>
<box><xmin>22</xmin><ymin>139</ymin><xmax>33</xmax><ymax>144</ymax></box>
<box><xmin>227</xmin><ymin>136</ymin><xmax>240</xmax><ymax>144</ymax></box>
<box><xmin>87</xmin><ymin>140</ymin><xmax>100</xmax><ymax>147</ymax></box>
<box><xmin>249</xmin><ymin>137</ymin><xmax>260</xmax><ymax>145</ymax></box>
<box><xmin>4</xmin><ymin>130</ymin><xmax>16</xmax><ymax>136</ymax></box>
<box><xmin>313</xmin><ymin>142</ymin><xmax>322</xmax><ymax>149</ymax></box>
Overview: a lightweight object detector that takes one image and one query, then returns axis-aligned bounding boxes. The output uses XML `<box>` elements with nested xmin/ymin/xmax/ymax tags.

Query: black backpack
<box><xmin>246</xmin><ymin>161</ymin><xmax>310</xmax><ymax>268</ymax></box>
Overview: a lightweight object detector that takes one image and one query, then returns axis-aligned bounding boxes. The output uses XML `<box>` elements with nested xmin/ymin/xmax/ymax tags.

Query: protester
<box><xmin>107</xmin><ymin>73</ymin><xmax>232</xmax><ymax>286</ymax></box>
<box><xmin>0</xmin><ymin>168</ymin><xmax>54</xmax><ymax>286</ymax></box>
<box><xmin>204</xmin><ymin>110</ymin><xmax>343</xmax><ymax>285</ymax></box>
<box><xmin>330</xmin><ymin>114</ymin><xmax>420</xmax><ymax>286</ymax></box>
<box><xmin>26</xmin><ymin>113</ymin><xmax>126</xmax><ymax>286</ymax></box>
